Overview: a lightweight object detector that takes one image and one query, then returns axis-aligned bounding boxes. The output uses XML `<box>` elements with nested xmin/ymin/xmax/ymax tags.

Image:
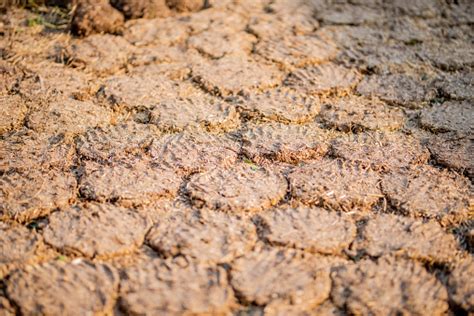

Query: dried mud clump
<box><xmin>255</xmin><ymin>206</ymin><xmax>356</xmax><ymax>255</ymax></box>
<box><xmin>0</xmin><ymin>170</ymin><xmax>76</xmax><ymax>223</ymax></box>
<box><xmin>236</xmin><ymin>87</ymin><xmax>322</xmax><ymax>124</ymax></box>
<box><xmin>119</xmin><ymin>260</ymin><xmax>234</xmax><ymax>315</ymax></box>
<box><xmin>330</xmin><ymin>132</ymin><xmax>430</xmax><ymax>172</ymax></box>
<box><xmin>285</xmin><ymin>63</ymin><xmax>361</xmax><ymax>95</ymax></box>
<box><xmin>166</xmin><ymin>0</ymin><xmax>206</xmax><ymax>12</ymax></box>
<box><xmin>150</xmin><ymin>132</ymin><xmax>239</xmax><ymax>175</ymax></box>
<box><xmin>289</xmin><ymin>159</ymin><xmax>382</xmax><ymax>212</ymax></box>
<box><xmin>230</xmin><ymin>248</ymin><xmax>334</xmax><ymax>309</ymax></box>
<box><xmin>426</xmin><ymin>134</ymin><xmax>473</xmax><ymax>179</ymax></box>
<box><xmin>146</xmin><ymin>210</ymin><xmax>257</xmax><ymax>263</ymax></box>
<box><xmin>0</xmin><ymin>223</ymin><xmax>40</xmax><ymax>277</ymax></box>
<box><xmin>71</xmin><ymin>0</ymin><xmax>125</xmax><ymax>36</ymax></box>
<box><xmin>186</xmin><ymin>163</ymin><xmax>287</xmax><ymax>213</ymax></box>
<box><xmin>331</xmin><ymin>257</ymin><xmax>449</xmax><ymax>315</ymax></box>
<box><xmin>111</xmin><ymin>0</ymin><xmax>170</xmax><ymax>19</ymax></box>
<box><xmin>79</xmin><ymin>161</ymin><xmax>181</xmax><ymax>206</ymax></box>
<box><xmin>357</xmin><ymin>73</ymin><xmax>437</xmax><ymax>109</ymax></box>
<box><xmin>381</xmin><ymin>166</ymin><xmax>471</xmax><ymax>225</ymax></box>
<box><xmin>0</xmin><ymin>95</ymin><xmax>27</xmax><ymax>136</ymax></box>
<box><xmin>320</xmin><ymin>96</ymin><xmax>405</xmax><ymax>132</ymax></box>
<box><xmin>6</xmin><ymin>261</ymin><xmax>119</xmax><ymax>316</ymax></box>
<box><xmin>353</xmin><ymin>213</ymin><xmax>459</xmax><ymax>263</ymax></box>
<box><xmin>448</xmin><ymin>257</ymin><xmax>474</xmax><ymax>313</ymax></box>
<box><xmin>242</xmin><ymin>123</ymin><xmax>330</xmax><ymax>164</ymax></box>
<box><xmin>420</xmin><ymin>101</ymin><xmax>473</xmax><ymax>137</ymax></box>
<box><xmin>43</xmin><ymin>203</ymin><xmax>152</xmax><ymax>258</ymax></box>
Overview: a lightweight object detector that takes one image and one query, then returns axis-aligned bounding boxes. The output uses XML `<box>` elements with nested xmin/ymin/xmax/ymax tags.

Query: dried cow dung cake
<box><xmin>420</xmin><ymin>101</ymin><xmax>473</xmax><ymax>137</ymax></box>
<box><xmin>192</xmin><ymin>55</ymin><xmax>283</xmax><ymax>96</ymax></box>
<box><xmin>381</xmin><ymin>166</ymin><xmax>471</xmax><ymax>225</ymax></box>
<box><xmin>331</xmin><ymin>257</ymin><xmax>449</xmax><ymax>315</ymax></box>
<box><xmin>230</xmin><ymin>248</ymin><xmax>337</xmax><ymax>309</ymax></box>
<box><xmin>0</xmin><ymin>169</ymin><xmax>76</xmax><ymax>223</ymax></box>
<box><xmin>236</xmin><ymin>87</ymin><xmax>322</xmax><ymax>123</ymax></box>
<box><xmin>357</xmin><ymin>73</ymin><xmax>437</xmax><ymax>108</ymax></box>
<box><xmin>6</xmin><ymin>261</ymin><xmax>119</xmax><ymax>316</ymax></box>
<box><xmin>75</xmin><ymin>121</ymin><xmax>160</xmax><ymax>163</ymax></box>
<box><xmin>285</xmin><ymin>63</ymin><xmax>361</xmax><ymax>95</ymax></box>
<box><xmin>0</xmin><ymin>223</ymin><xmax>40</xmax><ymax>277</ymax></box>
<box><xmin>448</xmin><ymin>257</ymin><xmax>474</xmax><ymax>313</ymax></box>
<box><xmin>110</xmin><ymin>0</ymin><xmax>171</xmax><ymax>19</ymax></box>
<box><xmin>44</xmin><ymin>203</ymin><xmax>152</xmax><ymax>258</ymax></box>
<box><xmin>149</xmin><ymin>132</ymin><xmax>239</xmax><ymax>174</ymax></box>
<box><xmin>119</xmin><ymin>260</ymin><xmax>234</xmax><ymax>314</ymax></box>
<box><xmin>242</xmin><ymin>123</ymin><xmax>330</xmax><ymax>164</ymax></box>
<box><xmin>186</xmin><ymin>163</ymin><xmax>287</xmax><ymax>212</ymax></box>
<box><xmin>289</xmin><ymin>159</ymin><xmax>382</xmax><ymax>212</ymax></box>
<box><xmin>79</xmin><ymin>160</ymin><xmax>181</xmax><ymax>206</ymax></box>
<box><xmin>354</xmin><ymin>213</ymin><xmax>459</xmax><ymax>263</ymax></box>
<box><xmin>320</xmin><ymin>96</ymin><xmax>405</xmax><ymax>132</ymax></box>
<box><xmin>330</xmin><ymin>131</ymin><xmax>430</xmax><ymax>171</ymax></box>
<box><xmin>146</xmin><ymin>210</ymin><xmax>257</xmax><ymax>263</ymax></box>
<box><xmin>0</xmin><ymin>95</ymin><xmax>27</xmax><ymax>136</ymax></box>
<box><xmin>254</xmin><ymin>206</ymin><xmax>356</xmax><ymax>255</ymax></box>
<box><xmin>26</xmin><ymin>99</ymin><xmax>112</xmax><ymax>136</ymax></box>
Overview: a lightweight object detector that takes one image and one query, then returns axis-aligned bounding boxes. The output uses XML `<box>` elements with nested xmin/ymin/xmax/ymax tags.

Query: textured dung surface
<box><xmin>26</xmin><ymin>99</ymin><xmax>112</xmax><ymax>136</ymax></box>
<box><xmin>331</xmin><ymin>132</ymin><xmax>430</xmax><ymax>171</ymax></box>
<box><xmin>381</xmin><ymin>166</ymin><xmax>471</xmax><ymax>225</ymax></box>
<box><xmin>2</xmin><ymin>1</ymin><xmax>474</xmax><ymax>314</ymax></box>
<box><xmin>119</xmin><ymin>260</ymin><xmax>234</xmax><ymax>315</ymax></box>
<box><xmin>320</xmin><ymin>96</ymin><xmax>405</xmax><ymax>132</ymax></box>
<box><xmin>448</xmin><ymin>258</ymin><xmax>474</xmax><ymax>312</ymax></box>
<box><xmin>6</xmin><ymin>261</ymin><xmax>119</xmax><ymax>316</ymax></box>
<box><xmin>357</xmin><ymin>73</ymin><xmax>437</xmax><ymax>108</ymax></box>
<box><xmin>147</xmin><ymin>210</ymin><xmax>257</xmax><ymax>263</ymax></box>
<box><xmin>420</xmin><ymin>101</ymin><xmax>473</xmax><ymax>136</ymax></box>
<box><xmin>331</xmin><ymin>257</ymin><xmax>449</xmax><ymax>315</ymax></box>
<box><xmin>0</xmin><ymin>170</ymin><xmax>76</xmax><ymax>222</ymax></box>
<box><xmin>230</xmin><ymin>248</ymin><xmax>335</xmax><ymax>308</ymax></box>
<box><xmin>286</xmin><ymin>63</ymin><xmax>361</xmax><ymax>95</ymax></box>
<box><xmin>236</xmin><ymin>87</ymin><xmax>322</xmax><ymax>123</ymax></box>
<box><xmin>289</xmin><ymin>159</ymin><xmax>382</xmax><ymax>212</ymax></box>
<box><xmin>150</xmin><ymin>131</ymin><xmax>240</xmax><ymax>174</ymax></box>
<box><xmin>354</xmin><ymin>213</ymin><xmax>459</xmax><ymax>263</ymax></box>
<box><xmin>242</xmin><ymin>123</ymin><xmax>330</xmax><ymax>164</ymax></box>
<box><xmin>44</xmin><ymin>203</ymin><xmax>151</xmax><ymax>258</ymax></box>
<box><xmin>255</xmin><ymin>207</ymin><xmax>356</xmax><ymax>255</ymax></box>
<box><xmin>80</xmin><ymin>160</ymin><xmax>181</xmax><ymax>206</ymax></box>
<box><xmin>187</xmin><ymin>163</ymin><xmax>287</xmax><ymax>212</ymax></box>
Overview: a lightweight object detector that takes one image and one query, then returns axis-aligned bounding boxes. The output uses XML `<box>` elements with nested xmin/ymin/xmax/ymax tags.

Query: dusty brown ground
<box><xmin>0</xmin><ymin>0</ymin><xmax>473</xmax><ymax>315</ymax></box>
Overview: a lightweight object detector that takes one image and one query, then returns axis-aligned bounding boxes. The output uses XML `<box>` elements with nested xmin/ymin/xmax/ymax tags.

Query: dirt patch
<box><xmin>0</xmin><ymin>95</ymin><xmax>27</xmax><ymax>136</ymax></box>
<box><xmin>420</xmin><ymin>101</ymin><xmax>473</xmax><ymax>137</ymax></box>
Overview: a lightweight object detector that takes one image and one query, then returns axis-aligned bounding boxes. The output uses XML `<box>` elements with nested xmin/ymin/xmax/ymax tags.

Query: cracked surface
<box><xmin>1</xmin><ymin>1</ymin><xmax>473</xmax><ymax>314</ymax></box>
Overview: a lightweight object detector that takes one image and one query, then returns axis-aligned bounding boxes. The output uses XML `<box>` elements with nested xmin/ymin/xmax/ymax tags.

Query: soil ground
<box><xmin>0</xmin><ymin>0</ymin><xmax>473</xmax><ymax>315</ymax></box>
